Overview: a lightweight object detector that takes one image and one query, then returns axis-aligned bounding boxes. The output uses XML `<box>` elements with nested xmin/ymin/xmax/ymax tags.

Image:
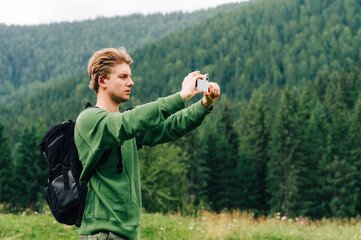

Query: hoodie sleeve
<box><xmin>74</xmin><ymin>93</ymin><xmax>185</xmax><ymax>178</ymax></box>
<box><xmin>137</xmin><ymin>100</ymin><xmax>212</xmax><ymax>147</ymax></box>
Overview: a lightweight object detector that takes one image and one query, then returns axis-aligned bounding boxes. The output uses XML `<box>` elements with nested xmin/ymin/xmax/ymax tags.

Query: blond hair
<box><xmin>87</xmin><ymin>47</ymin><xmax>133</xmax><ymax>93</ymax></box>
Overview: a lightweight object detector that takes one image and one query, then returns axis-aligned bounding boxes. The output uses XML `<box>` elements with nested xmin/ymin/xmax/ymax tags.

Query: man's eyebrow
<box><xmin>118</xmin><ymin>73</ymin><xmax>132</xmax><ymax>77</ymax></box>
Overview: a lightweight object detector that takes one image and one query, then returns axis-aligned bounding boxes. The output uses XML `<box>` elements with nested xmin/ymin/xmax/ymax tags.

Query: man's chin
<box><xmin>112</xmin><ymin>96</ymin><xmax>130</xmax><ymax>104</ymax></box>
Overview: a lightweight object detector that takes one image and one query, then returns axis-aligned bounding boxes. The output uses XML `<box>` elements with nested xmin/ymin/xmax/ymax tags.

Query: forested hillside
<box><xmin>130</xmin><ymin>0</ymin><xmax>361</xmax><ymax>101</ymax></box>
<box><xmin>0</xmin><ymin>2</ymin><xmax>240</xmax><ymax>105</ymax></box>
<box><xmin>2</xmin><ymin>0</ymin><xmax>361</xmax><ymax>219</ymax></box>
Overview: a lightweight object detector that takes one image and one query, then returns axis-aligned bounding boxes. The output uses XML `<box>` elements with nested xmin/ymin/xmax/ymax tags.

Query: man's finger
<box><xmin>204</xmin><ymin>83</ymin><xmax>210</xmax><ymax>95</ymax></box>
<box><xmin>213</xmin><ymin>83</ymin><xmax>220</xmax><ymax>97</ymax></box>
<box><xmin>208</xmin><ymin>82</ymin><xmax>216</xmax><ymax>92</ymax></box>
<box><xmin>206</xmin><ymin>82</ymin><xmax>220</xmax><ymax>99</ymax></box>
<box><xmin>189</xmin><ymin>71</ymin><xmax>200</xmax><ymax>77</ymax></box>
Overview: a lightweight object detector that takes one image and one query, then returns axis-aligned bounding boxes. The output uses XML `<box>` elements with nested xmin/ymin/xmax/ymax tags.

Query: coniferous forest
<box><xmin>2</xmin><ymin>0</ymin><xmax>361</xmax><ymax>219</ymax></box>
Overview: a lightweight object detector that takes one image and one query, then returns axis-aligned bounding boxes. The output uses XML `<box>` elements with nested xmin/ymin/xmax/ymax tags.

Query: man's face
<box><xmin>105</xmin><ymin>63</ymin><xmax>134</xmax><ymax>103</ymax></box>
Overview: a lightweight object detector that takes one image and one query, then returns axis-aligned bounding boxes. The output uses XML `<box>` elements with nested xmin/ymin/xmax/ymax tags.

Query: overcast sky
<box><xmin>0</xmin><ymin>0</ymin><xmax>249</xmax><ymax>26</ymax></box>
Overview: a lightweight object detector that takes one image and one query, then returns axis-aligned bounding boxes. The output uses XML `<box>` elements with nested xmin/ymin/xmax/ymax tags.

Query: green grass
<box><xmin>0</xmin><ymin>212</ymin><xmax>77</xmax><ymax>240</ymax></box>
<box><xmin>1</xmin><ymin>210</ymin><xmax>361</xmax><ymax>239</ymax></box>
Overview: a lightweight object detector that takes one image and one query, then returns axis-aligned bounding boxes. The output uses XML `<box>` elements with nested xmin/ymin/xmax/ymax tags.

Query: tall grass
<box><xmin>1</xmin><ymin>209</ymin><xmax>361</xmax><ymax>239</ymax></box>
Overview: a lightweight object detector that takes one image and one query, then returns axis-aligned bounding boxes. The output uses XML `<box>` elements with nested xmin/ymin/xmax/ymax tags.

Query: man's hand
<box><xmin>179</xmin><ymin>71</ymin><xmax>203</xmax><ymax>102</ymax></box>
<box><xmin>201</xmin><ymin>82</ymin><xmax>220</xmax><ymax>109</ymax></box>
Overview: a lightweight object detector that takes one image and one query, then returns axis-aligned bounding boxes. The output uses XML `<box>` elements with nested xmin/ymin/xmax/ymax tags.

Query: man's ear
<box><xmin>98</xmin><ymin>76</ymin><xmax>107</xmax><ymax>90</ymax></box>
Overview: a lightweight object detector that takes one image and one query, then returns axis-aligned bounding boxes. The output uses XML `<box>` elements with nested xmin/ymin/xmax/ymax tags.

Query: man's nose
<box><xmin>127</xmin><ymin>78</ymin><xmax>134</xmax><ymax>87</ymax></box>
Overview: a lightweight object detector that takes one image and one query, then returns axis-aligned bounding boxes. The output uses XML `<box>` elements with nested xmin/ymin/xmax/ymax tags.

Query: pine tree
<box><xmin>292</xmin><ymin>90</ymin><xmax>322</xmax><ymax>217</ymax></box>
<box><xmin>204</xmin><ymin>101</ymin><xmax>243</xmax><ymax>212</ymax></box>
<box><xmin>235</xmin><ymin>150</ymin><xmax>260</xmax><ymax>211</ymax></box>
<box><xmin>246</xmin><ymin>92</ymin><xmax>270</xmax><ymax>212</ymax></box>
<box><xmin>0</xmin><ymin>120</ymin><xmax>12</xmax><ymax>202</ymax></box>
<box><xmin>7</xmin><ymin>125</ymin><xmax>47</xmax><ymax>211</ymax></box>
<box><xmin>306</xmin><ymin>99</ymin><xmax>329</xmax><ymax>218</ymax></box>
<box><xmin>267</xmin><ymin>88</ymin><xmax>299</xmax><ymax>216</ymax></box>
<box><xmin>203</xmin><ymin>122</ymin><xmax>224</xmax><ymax>212</ymax></box>
<box><xmin>348</xmin><ymin>94</ymin><xmax>361</xmax><ymax>214</ymax></box>
<box><xmin>177</xmin><ymin>128</ymin><xmax>209</xmax><ymax>208</ymax></box>
<box><xmin>324</xmin><ymin>81</ymin><xmax>357</xmax><ymax>217</ymax></box>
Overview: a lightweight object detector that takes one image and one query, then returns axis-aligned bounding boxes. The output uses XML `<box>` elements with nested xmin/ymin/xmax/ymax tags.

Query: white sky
<box><xmin>0</xmin><ymin>0</ymin><xmax>249</xmax><ymax>26</ymax></box>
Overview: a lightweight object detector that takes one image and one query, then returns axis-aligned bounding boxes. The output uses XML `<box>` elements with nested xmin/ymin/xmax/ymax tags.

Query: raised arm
<box><xmin>136</xmin><ymin>100</ymin><xmax>212</xmax><ymax>147</ymax></box>
<box><xmin>137</xmin><ymin>80</ymin><xmax>221</xmax><ymax>147</ymax></box>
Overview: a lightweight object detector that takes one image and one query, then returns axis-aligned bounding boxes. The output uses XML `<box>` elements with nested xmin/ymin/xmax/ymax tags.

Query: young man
<box><xmin>75</xmin><ymin>47</ymin><xmax>220</xmax><ymax>240</ymax></box>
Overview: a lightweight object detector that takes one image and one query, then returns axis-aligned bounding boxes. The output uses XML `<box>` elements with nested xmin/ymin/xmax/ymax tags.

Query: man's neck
<box><xmin>95</xmin><ymin>95</ymin><xmax>121</xmax><ymax>113</ymax></box>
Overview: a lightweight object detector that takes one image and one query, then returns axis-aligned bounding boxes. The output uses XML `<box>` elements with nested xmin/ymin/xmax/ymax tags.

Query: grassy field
<box><xmin>1</xmin><ymin>210</ymin><xmax>361</xmax><ymax>240</ymax></box>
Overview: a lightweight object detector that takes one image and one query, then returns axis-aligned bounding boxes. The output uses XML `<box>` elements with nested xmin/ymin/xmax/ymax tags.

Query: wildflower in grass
<box><xmin>189</xmin><ymin>223</ymin><xmax>194</xmax><ymax>230</ymax></box>
<box><xmin>281</xmin><ymin>216</ymin><xmax>287</xmax><ymax>221</ymax></box>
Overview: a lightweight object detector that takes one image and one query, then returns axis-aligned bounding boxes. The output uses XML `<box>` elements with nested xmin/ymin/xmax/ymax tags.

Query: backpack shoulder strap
<box><xmin>76</xmin><ymin>148</ymin><xmax>112</xmax><ymax>227</ymax></box>
<box><xmin>84</xmin><ymin>102</ymin><xmax>93</xmax><ymax>109</ymax></box>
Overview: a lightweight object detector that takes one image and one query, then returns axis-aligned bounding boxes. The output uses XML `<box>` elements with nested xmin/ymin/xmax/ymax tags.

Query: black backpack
<box><xmin>39</xmin><ymin>104</ymin><xmax>125</xmax><ymax>227</ymax></box>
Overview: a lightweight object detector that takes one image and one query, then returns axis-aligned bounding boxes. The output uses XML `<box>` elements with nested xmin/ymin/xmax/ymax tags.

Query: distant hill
<box><xmin>130</xmin><ymin>0</ymin><xmax>361</xmax><ymax>101</ymax></box>
<box><xmin>3</xmin><ymin>0</ymin><xmax>361</xmax><ymax>142</ymax></box>
<box><xmin>0</xmin><ymin>2</ymin><xmax>241</xmax><ymax>105</ymax></box>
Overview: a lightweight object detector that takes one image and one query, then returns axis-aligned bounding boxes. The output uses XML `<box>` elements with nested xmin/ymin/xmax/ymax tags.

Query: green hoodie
<box><xmin>74</xmin><ymin>93</ymin><xmax>211</xmax><ymax>239</ymax></box>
